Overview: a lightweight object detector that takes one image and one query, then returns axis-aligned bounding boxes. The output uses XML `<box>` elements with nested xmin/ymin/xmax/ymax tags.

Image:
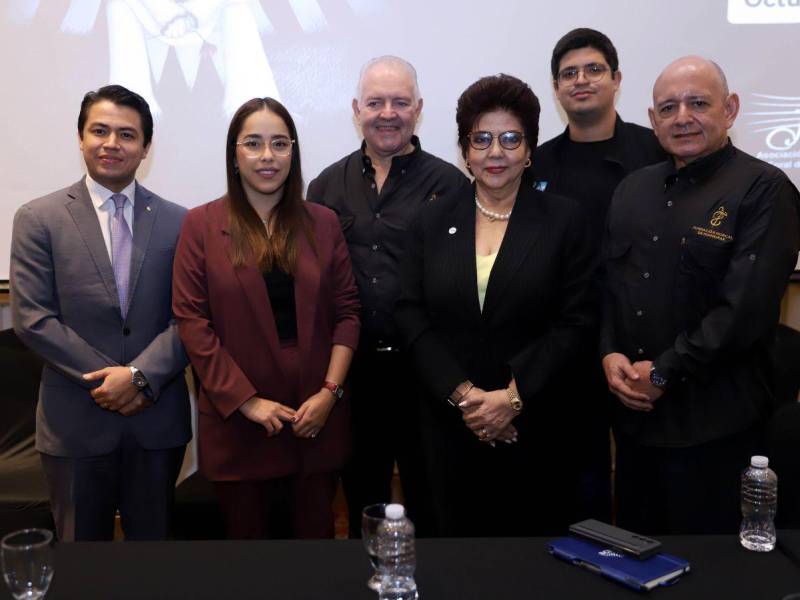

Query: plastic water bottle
<box><xmin>376</xmin><ymin>503</ymin><xmax>418</xmax><ymax>599</ymax></box>
<box><xmin>740</xmin><ymin>455</ymin><xmax>778</xmax><ymax>552</ymax></box>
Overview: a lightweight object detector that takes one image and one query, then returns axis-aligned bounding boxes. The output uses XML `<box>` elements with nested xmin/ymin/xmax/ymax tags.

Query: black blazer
<box><xmin>395</xmin><ymin>181</ymin><xmax>598</xmax><ymax>429</ymax></box>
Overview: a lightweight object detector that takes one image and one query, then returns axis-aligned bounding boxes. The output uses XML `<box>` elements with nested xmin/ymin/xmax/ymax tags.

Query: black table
<box><xmin>3</xmin><ymin>534</ymin><xmax>799</xmax><ymax>599</ymax></box>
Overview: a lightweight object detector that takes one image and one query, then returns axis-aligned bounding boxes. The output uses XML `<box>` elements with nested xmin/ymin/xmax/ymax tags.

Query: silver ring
<box><xmin>311</xmin><ymin>432</ymin><xmax>317</xmax><ymax>438</ymax></box>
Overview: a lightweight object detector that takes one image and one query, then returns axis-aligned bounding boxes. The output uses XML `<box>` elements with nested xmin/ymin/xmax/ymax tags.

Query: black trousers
<box><xmin>40</xmin><ymin>434</ymin><xmax>184</xmax><ymax>541</ymax></box>
<box><xmin>614</xmin><ymin>425</ymin><xmax>764</xmax><ymax>535</ymax></box>
<box><xmin>342</xmin><ymin>349</ymin><xmax>436</xmax><ymax>537</ymax></box>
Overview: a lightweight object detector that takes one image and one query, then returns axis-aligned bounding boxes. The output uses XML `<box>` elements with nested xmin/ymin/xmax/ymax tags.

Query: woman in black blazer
<box><xmin>395</xmin><ymin>74</ymin><xmax>597</xmax><ymax>536</ymax></box>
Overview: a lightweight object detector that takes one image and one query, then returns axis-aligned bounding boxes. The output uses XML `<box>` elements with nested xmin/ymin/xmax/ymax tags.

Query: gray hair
<box><xmin>355</xmin><ymin>55</ymin><xmax>421</xmax><ymax>104</ymax></box>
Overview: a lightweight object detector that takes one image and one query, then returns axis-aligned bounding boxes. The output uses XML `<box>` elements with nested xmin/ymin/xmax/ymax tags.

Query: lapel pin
<box><xmin>146</xmin><ymin>205</ymin><xmax>152</xmax><ymax>212</ymax></box>
<box><xmin>448</xmin><ymin>227</ymin><xmax>457</xmax><ymax>235</ymax></box>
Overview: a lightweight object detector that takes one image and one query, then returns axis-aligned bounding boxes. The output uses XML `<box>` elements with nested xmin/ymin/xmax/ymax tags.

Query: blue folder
<box><xmin>547</xmin><ymin>536</ymin><xmax>691</xmax><ymax>592</ymax></box>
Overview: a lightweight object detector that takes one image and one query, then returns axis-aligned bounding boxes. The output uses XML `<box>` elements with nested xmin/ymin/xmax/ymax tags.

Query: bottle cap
<box><xmin>751</xmin><ymin>455</ymin><xmax>769</xmax><ymax>468</ymax></box>
<box><xmin>385</xmin><ymin>503</ymin><xmax>405</xmax><ymax>520</ymax></box>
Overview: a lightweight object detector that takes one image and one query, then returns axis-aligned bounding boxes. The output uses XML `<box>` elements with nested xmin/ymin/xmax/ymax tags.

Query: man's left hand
<box><xmin>629</xmin><ymin>361</ymin><xmax>665</xmax><ymax>402</ymax></box>
<box><xmin>84</xmin><ymin>366</ymin><xmax>139</xmax><ymax>410</ymax></box>
<box><xmin>117</xmin><ymin>392</ymin><xmax>153</xmax><ymax>417</ymax></box>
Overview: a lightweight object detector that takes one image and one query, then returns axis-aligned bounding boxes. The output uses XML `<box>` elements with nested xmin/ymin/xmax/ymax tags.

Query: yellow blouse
<box><xmin>476</xmin><ymin>252</ymin><xmax>498</xmax><ymax>312</ymax></box>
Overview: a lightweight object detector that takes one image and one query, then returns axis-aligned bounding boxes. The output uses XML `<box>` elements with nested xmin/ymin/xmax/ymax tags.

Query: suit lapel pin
<box><xmin>448</xmin><ymin>227</ymin><xmax>457</xmax><ymax>235</ymax></box>
<box><xmin>145</xmin><ymin>205</ymin><xmax>152</xmax><ymax>212</ymax></box>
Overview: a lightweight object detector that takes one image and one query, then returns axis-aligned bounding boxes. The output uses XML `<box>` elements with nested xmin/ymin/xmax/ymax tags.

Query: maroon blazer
<box><xmin>172</xmin><ymin>198</ymin><xmax>360</xmax><ymax>480</ymax></box>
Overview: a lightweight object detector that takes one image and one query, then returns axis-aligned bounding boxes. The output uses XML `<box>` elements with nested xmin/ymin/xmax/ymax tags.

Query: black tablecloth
<box><xmin>2</xmin><ymin>535</ymin><xmax>799</xmax><ymax>599</ymax></box>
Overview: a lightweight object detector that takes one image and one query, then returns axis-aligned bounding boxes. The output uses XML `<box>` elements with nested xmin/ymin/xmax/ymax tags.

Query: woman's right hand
<box><xmin>239</xmin><ymin>396</ymin><xmax>297</xmax><ymax>436</ymax></box>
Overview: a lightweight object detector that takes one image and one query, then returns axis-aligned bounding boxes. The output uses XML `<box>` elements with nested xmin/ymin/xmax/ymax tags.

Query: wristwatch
<box><xmin>129</xmin><ymin>366</ymin><xmax>148</xmax><ymax>389</ymax></box>
<box><xmin>506</xmin><ymin>387</ymin><xmax>523</xmax><ymax>412</ymax></box>
<box><xmin>649</xmin><ymin>365</ymin><xmax>668</xmax><ymax>389</ymax></box>
<box><xmin>447</xmin><ymin>380</ymin><xmax>474</xmax><ymax>407</ymax></box>
<box><xmin>322</xmin><ymin>381</ymin><xmax>344</xmax><ymax>400</ymax></box>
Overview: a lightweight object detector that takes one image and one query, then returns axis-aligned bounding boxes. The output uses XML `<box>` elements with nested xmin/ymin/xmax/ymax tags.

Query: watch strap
<box><xmin>447</xmin><ymin>380</ymin><xmax>474</xmax><ymax>407</ymax></box>
<box><xmin>322</xmin><ymin>381</ymin><xmax>344</xmax><ymax>400</ymax></box>
<box><xmin>506</xmin><ymin>387</ymin><xmax>523</xmax><ymax>412</ymax></box>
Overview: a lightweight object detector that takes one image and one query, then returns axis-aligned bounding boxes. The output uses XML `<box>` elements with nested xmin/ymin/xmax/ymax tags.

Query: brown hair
<box><xmin>225</xmin><ymin>97</ymin><xmax>314</xmax><ymax>272</ymax></box>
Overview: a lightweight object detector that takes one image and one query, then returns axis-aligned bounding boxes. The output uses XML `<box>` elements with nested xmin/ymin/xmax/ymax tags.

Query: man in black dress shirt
<box><xmin>602</xmin><ymin>56</ymin><xmax>800</xmax><ymax>534</ymax></box>
<box><xmin>307</xmin><ymin>55</ymin><xmax>466</xmax><ymax>536</ymax></box>
<box><xmin>533</xmin><ymin>28</ymin><xmax>666</xmax><ymax>524</ymax></box>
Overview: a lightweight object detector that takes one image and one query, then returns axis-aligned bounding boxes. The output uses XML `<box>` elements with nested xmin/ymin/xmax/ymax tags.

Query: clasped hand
<box><xmin>83</xmin><ymin>366</ymin><xmax>152</xmax><ymax>416</ymax></box>
<box><xmin>457</xmin><ymin>387</ymin><xmax>518</xmax><ymax>444</ymax></box>
<box><xmin>601</xmin><ymin>353</ymin><xmax>663</xmax><ymax>412</ymax></box>
<box><xmin>239</xmin><ymin>390</ymin><xmax>336</xmax><ymax>439</ymax></box>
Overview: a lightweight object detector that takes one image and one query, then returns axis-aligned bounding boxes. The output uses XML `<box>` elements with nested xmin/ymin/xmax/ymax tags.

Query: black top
<box><xmin>263</xmin><ymin>267</ymin><xmax>297</xmax><ymax>342</ymax></box>
<box><xmin>307</xmin><ymin>136</ymin><xmax>467</xmax><ymax>348</ymax></box>
<box><xmin>533</xmin><ymin>114</ymin><xmax>667</xmax><ymax>250</ymax></box>
<box><xmin>601</xmin><ymin>141</ymin><xmax>800</xmax><ymax>446</ymax></box>
<box><xmin>395</xmin><ymin>181</ymin><xmax>597</xmax><ymax>411</ymax></box>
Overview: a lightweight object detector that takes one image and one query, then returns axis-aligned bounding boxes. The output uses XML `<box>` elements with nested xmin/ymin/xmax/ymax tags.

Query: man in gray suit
<box><xmin>10</xmin><ymin>85</ymin><xmax>190</xmax><ymax>541</ymax></box>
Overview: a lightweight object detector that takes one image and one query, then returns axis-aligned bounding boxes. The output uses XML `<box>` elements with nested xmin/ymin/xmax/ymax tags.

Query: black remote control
<box><xmin>568</xmin><ymin>519</ymin><xmax>663</xmax><ymax>560</ymax></box>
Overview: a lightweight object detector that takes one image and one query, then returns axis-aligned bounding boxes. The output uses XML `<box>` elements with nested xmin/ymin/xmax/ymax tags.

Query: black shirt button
<box><xmin>371</xmin><ymin>310</ymin><xmax>377</xmax><ymax>316</ymax></box>
<box><xmin>636</xmin><ymin>310</ymin><xmax>644</xmax><ymax>317</ymax></box>
<box><xmin>371</xmin><ymin>277</ymin><xmax>378</xmax><ymax>284</ymax></box>
<box><xmin>123</xmin><ymin>327</ymin><xmax>131</xmax><ymax>336</ymax></box>
<box><xmin>652</xmin><ymin>235</ymin><xmax>659</xmax><ymax>242</ymax></box>
<box><xmin>749</xmin><ymin>254</ymin><xmax>756</xmax><ymax>261</ymax></box>
<box><xmin>666</xmin><ymin>200</ymin><xmax>673</xmax><ymax>207</ymax></box>
<box><xmin>371</xmin><ymin>183</ymin><xmax>376</xmax><ymax>190</ymax></box>
<box><xmin>643</xmin><ymin>272</ymin><xmax>650</xmax><ymax>279</ymax></box>
<box><xmin>372</xmin><ymin>244</ymin><xmax>379</xmax><ymax>251</ymax></box>
<box><xmin>375</xmin><ymin>212</ymin><xmax>381</xmax><ymax>219</ymax></box>
<box><xmin>637</xmin><ymin>348</ymin><xmax>644</xmax><ymax>355</ymax></box>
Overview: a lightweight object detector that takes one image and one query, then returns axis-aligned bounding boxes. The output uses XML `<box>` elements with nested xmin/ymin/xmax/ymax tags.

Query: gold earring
<box><xmin>524</xmin><ymin>158</ymin><xmax>532</xmax><ymax>168</ymax></box>
<box><xmin>465</xmin><ymin>160</ymin><xmax>471</xmax><ymax>169</ymax></box>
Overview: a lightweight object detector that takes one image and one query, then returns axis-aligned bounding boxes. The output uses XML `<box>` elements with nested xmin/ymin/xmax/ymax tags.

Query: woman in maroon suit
<box><xmin>172</xmin><ymin>98</ymin><xmax>360</xmax><ymax>539</ymax></box>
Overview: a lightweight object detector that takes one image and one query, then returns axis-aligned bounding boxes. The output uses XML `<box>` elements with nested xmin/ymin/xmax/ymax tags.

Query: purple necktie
<box><xmin>110</xmin><ymin>193</ymin><xmax>132</xmax><ymax>318</ymax></box>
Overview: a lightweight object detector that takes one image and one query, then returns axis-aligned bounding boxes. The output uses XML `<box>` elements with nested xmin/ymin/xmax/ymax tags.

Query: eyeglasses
<box><xmin>557</xmin><ymin>63</ymin><xmax>610</xmax><ymax>84</ymax></box>
<box><xmin>466</xmin><ymin>131</ymin><xmax>525</xmax><ymax>151</ymax></box>
<box><xmin>236</xmin><ymin>137</ymin><xmax>295</xmax><ymax>157</ymax></box>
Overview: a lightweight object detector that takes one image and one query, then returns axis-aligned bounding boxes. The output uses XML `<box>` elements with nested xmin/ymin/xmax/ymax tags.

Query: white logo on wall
<box><xmin>8</xmin><ymin>0</ymin><xmax>387</xmax><ymax>117</ymax></box>
<box><xmin>744</xmin><ymin>94</ymin><xmax>800</xmax><ymax>171</ymax></box>
<box><xmin>728</xmin><ymin>0</ymin><xmax>800</xmax><ymax>24</ymax></box>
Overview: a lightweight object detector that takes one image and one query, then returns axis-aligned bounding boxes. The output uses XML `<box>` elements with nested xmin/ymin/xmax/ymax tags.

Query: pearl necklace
<box><xmin>474</xmin><ymin>194</ymin><xmax>512</xmax><ymax>221</ymax></box>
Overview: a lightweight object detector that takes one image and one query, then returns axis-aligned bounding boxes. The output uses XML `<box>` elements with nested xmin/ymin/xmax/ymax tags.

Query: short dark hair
<box><xmin>550</xmin><ymin>28</ymin><xmax>619</xmax><ymax>81</ymax></box>
<box><xmin>456</xmin><ymin>74</ymin><xmax>540</xmax><ymax>167</ymax></box>
<box><xmin>77</xmin><ymin>85</ymin><xmax>153</xmax><ymax>147</ymax></box>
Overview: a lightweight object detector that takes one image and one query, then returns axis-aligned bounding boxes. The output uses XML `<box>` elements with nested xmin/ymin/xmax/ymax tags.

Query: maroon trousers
<box><xmin>212</xmin><ymin>341</ymin><xmax>339</xmax><ymax>539</ymax></box>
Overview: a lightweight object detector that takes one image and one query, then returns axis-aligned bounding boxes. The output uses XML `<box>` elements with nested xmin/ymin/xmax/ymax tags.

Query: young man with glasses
<box><xmin>532</xmin><ymin>28</ymin><xmax>666</xmax><ymax>526</ymax></box>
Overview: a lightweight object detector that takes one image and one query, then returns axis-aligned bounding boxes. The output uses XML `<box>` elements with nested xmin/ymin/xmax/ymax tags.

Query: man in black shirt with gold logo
<box><xmin>308</xmin><ymin>55</ymin><xmax>466</xmax><ymax>537</ymax></box>
<box><xmin>602</xmin><ymin>56</ymin><xmax>800</xmax><ymax>534</ymax></box>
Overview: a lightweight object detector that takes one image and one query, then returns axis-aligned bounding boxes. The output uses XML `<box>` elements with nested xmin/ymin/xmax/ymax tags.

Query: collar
<box><xmin>85</xmin><ymin>174</ymin><xmax>137</xmax><ymax>209</ymax></box>
<box><xmin>359</xmin><ymin>135</ymin><xmax>422</xmax><ymax>174</ymax></box>
<box><xmin>556</xmin><ymin>113</ymin><xmax>628</xmax><ymax>165</ymax></box>
<box><xmin>664</xmin><ymin>139</ymin><xmax>735</xmax><ymax>188</ymax></box>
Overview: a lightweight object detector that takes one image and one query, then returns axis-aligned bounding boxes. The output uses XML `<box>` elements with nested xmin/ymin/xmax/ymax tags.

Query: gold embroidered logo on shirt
<box><xmin>710</xmin><ymin>206</ymin><xmax>728</xmax><ymax>227</ymax></box>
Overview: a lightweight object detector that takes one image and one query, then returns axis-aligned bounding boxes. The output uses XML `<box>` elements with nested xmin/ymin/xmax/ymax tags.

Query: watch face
<box><xmin>131</xmin><ymin>369</ymin><xmax>147</xmax><ymax>388</ymax></box>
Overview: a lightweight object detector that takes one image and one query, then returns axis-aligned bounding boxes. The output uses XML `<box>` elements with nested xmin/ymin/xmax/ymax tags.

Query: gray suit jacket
<box><xmin>10</xmin><ymin>178</ymin><xmax>191</xmax><ymax>457</ymax></box>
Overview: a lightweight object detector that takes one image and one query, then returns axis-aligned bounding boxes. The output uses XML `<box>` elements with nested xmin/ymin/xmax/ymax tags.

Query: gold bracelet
<box><xmin>506</xmin><ymin>387</ymin><xmax>523</xmax><ymax>412</ymax></box>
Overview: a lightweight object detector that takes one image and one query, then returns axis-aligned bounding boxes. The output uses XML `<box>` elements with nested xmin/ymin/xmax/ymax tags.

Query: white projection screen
<box><xmin>2</xmin><ymin>0</ymin><xmax>799</xmax><ymax>281</ymax></box>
